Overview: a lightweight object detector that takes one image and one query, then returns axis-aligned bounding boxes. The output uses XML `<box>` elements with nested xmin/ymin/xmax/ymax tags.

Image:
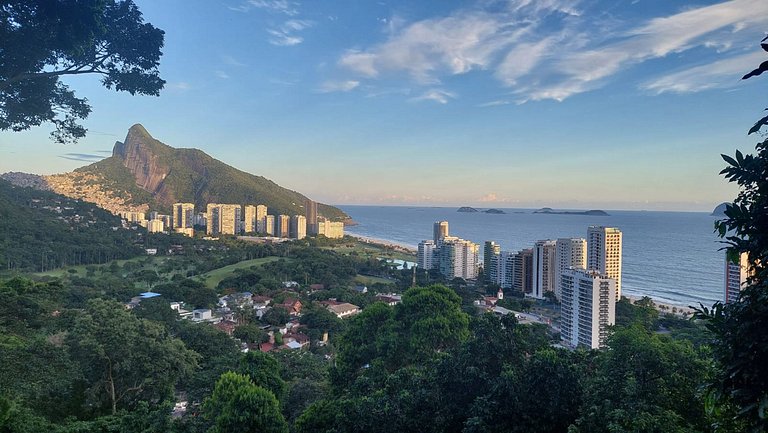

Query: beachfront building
<box><xmin>493</xmin><ymin>250</ymin><xmax>517</xmax><ymax>289</ymax></box>
<box><xmin>560</xmin><ymin>269</ymin><xmax>616</xmax><ymax>349</ymax></box>
<box><xmin>318</xmin><ymin>218</ymin><xmax>344</xmax><ymax>238</ymax></box>
<box><xmin>277</xmin><ymin>214</ymin><xmax>291</xmax><ymax>238</ymax></box>
<box><xmin>555</xmin><ymin>238</ymin><xmax>587</xmax><ymax>300</ymax></box>
<box><xmin>531</xmin><ymin>240</ymin><xmax>557</xmax><ymax>299</ymax></box>
<box><xmin>265</xmin><ymin>215</ymin><xmax>275</xmax><ymax>236</ymax></box>
<box><xmin>206</xmin><ymin>204</ymin><xmax>242</xmax><ymax>235</ymax></box>
<box><xmin>725</xmin><ymin>252</ymin><xmax>753</xmax><ymax>303</ymax></box>
<box><xmin>290</xmin><ymin>215</ymin><xmax>307</xmax><ymax>239</ymax></box>
<box><xmin>587</xmin><ymin>226</ymin><xmax>623</xmax><ymax>299</ymax></box>
<box><xmin>305</xmin><ymin>199</ymin><xmax>318</xmax><ymax>236</ymax></box>
<box><xmin>484</xmin><ymin>241</ymin><xmax>501</xmax><ymax>281</ymax></box>
<box><xmin>418</xmin><ymin>240</ymin><xmax>437</xmax><ymax>270</ymax></box>
<box><xmin>438</xmin><ymin>237</ymin><xmax>479</xmax><ymax>280</ymax></box>
<box><xmin>434</xmin><ymin>221</ymin><xmax>449</xmax><ymax>245</ymax></box>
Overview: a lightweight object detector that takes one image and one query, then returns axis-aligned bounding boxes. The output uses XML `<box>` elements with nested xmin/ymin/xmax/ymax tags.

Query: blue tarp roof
<box><xmin>139</xmin><ymin>292</ymin><xmax>162</xmax><ymax>299</ymax></box>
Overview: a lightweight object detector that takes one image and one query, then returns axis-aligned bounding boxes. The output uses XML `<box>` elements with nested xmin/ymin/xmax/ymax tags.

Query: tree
<box><xmin>67</xmin><ymin>299</ymin><xmax>198</xmax><ymax>415</ymax></box>
<box><xmin>0</xmin><ymin>0</ymin><xmax>165</xmax><ymax>144</ymax></box>
<box><xmin>203</xmin><ymin>372</ymin><xmax>288</xmax><ymax>433</ymax></box>
<box><xmin>233</xmin><ymin>323</ymin><xmax>268</xmax><ymax>345</ymax></box>
<box><xmin>695</xmin><ymin>36</ymin><xmax>768</xmax><ymax>431</ymax></box>
<box><xmin>237</xmin><ymin>351</ymin><xmax>287</xmax><ymax>401</ymax></box>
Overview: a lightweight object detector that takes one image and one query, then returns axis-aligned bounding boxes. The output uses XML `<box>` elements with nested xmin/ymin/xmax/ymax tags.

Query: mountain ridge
<box><xmin>52</xmin><ymin>124</ymin><xmax>349</xmax><ymax>220</ymax></box>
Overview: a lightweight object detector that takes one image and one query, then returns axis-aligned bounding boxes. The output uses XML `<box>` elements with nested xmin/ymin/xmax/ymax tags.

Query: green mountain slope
<box><xmin>0</xmin><ymin>179</ymin><xmax>144</xmax><ymax>273</ymax></box>
<box><xmin>76</xmin><ymin>124</ymin><xmax>349</xmax><ymax>220</ymax></box>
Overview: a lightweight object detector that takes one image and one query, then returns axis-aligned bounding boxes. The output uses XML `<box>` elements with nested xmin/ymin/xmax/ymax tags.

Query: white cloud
<box><xmin>246</xmin><ymin>0</ymin><xmax>298</xmax><ymax>15</ymax></box>
<box><xmin>479</xmin><ymin>193</ymin><xmax>498</xmax><ymax>202</ymax></box>
<box><xmin>168</xmin><ymin>82</ymin><xmax>191</xmax><ymax>91</ymax></box>
<box><xmin>317</xmin><ymin>80</ymin><xmax>360</xmax><ymax>93</ymax></box>
<box><xmin>642</xmin><ymin>51</ymin><xmax>765</xmax><ymax>94</ymax></box>
<box><xmin>478</xmin><ymin>100</ymin><xmax>511</xmax><ymax>107</ymax></box>
<box><xmin>410</xmin><ymin>89</ymin><xmax>456</xmax><ymax>104</ymax></box>
<box><xmin>267</xmin><ymin>19</ymin><xmax>313</xmax><ymax>46</ymax></box>
<box><xmin>215</xmin><ymin>70</ymin><xmax>230</xmax><ymax>79</ymax></box>
<box><xmin>333</xmin><ymin>0</ymin><xmax>768</xmax><ymax>102</ymax></box>
<box><xmin>221</xmin><ymin>54</ymin><xmax>246</xmax><ymax>67</ymax></box>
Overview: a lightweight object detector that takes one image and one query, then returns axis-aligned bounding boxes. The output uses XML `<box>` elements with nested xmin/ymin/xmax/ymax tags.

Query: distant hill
<box><xmin>45</xmin><ymin>124</ymin><xmax>349</xmax><ymax>220</ymax></box>
<box><xmin>457</xmin><ymin>207</ymin><xmax>479</xmax><ymax>213</ymax></box>
<box><xmin>534</xmin><ymin>208</ymin><xmax>609</xmax><ymax>216</ymax></box>
<box><xmin>0</xmin><ymin>179</ymin><xmax>143</xmax><ymax>273</ymax></box>
<box><xmin>711</xmin><ymin>202</ymin><xmax>730</xmax><ymax>217</ymax></box>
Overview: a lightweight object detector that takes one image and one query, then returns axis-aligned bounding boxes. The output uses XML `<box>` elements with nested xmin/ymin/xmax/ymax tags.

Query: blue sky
<box><xmin>1</xmin><ymin>0</ymin><xmax>767</xmax><ymax>211</ymax></box>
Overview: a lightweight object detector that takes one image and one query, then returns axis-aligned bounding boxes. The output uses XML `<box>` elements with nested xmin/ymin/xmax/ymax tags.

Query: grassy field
<box><xmin>326</xmin><ymin>240</ymin><xmax>416</xmax><ymax>262</ymax></box>
<box><xmin>34</xmin><ymin>255</ymin><xmax>159</xmax><ymax>278</ymax></box>
<box><xmin>354</xmin><ymin>274</ymin><xmax>396</xmax><ymax>286</ymax></box>
<box><xmin>197</xmin><ymin>256</ymin><xmax>283</xmax><ymax>289</ymax></box>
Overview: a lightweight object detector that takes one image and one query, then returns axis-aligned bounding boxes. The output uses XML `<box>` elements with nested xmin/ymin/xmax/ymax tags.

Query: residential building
<box><xmin>484</xmin><ymin>241</ymin><xmax>501</xmax><ymax>281</ymax></box>
<box><xmin>438</xmin><ymin>237</ymin><xmax>479</xmax><ymax>280</ymax></box>
<box><xmin>243</xmin><ymin>205</ymin><xmax>257</xmax><ymax>233</ymax></box>
<box><xmin>265</xmin><ymin>214</ymin><xmax>275</xmax><ymax>236</ymax></box>
<box><xmin>587</xmin><ymin>226</ymin><xmax>623</xmax><ymax>299</ymax></box>
<box><xmin>513</xmin><ymin>248</ymin><xmax>534</xmax><ymax>294</ymax></box>
<box><xmin>560</xmin><ymin>269</ymin><xmax>616</xmax><ymax>349</ymax></box>
<box><xmin>206</xmin><ymin>204</ymin><xmax>242</xmax><ymax>235</ymax></box>
<box><xmin>147</xmin><ymin>218</ymin><xmax>164</xmax><ymax>233</ymax></box>
<box><xmin>172</xmin><ymin>203</ymin><xmax>195</xmax><ymax>230</ymax></box>
<box><xmin>318</xmin><ymin>218</ymin><xmax>344</xmax><ymax>238</ymax></box>
<box><xmin>494</xmin><ymin>250</ymin><xmax>517</xmax><ymax>289</ymax></box>
<box><xmin>433</xmin><ymin>221</ymin><xmax>449</xmax><ymax>245</ymax></box>
<box><xmin>725</xmin><ymin>252</ymin><xmax>753</xmax><ymax>303</ymax></box>
<box><xmin>305</xmin><ymin>199</ymin><xmax>318</xmax><ymax>236</ymax></box>
<box><xmin>277</xmin><ymin>214</ymin><xmax>290</xmax><ymax>238</ymax></box>
<box><xmin>555</xmin><ymin>238</ymin><xmax>587</xmax><ymax>300</ymax></box>
<box><xmin>417</xmin><ymin>240</ymin><xmax>437</xmax><ymax>270</ymax></box>
<box><xmin>325</xmin><ymin>302</ymin><xmax>360</xmax><ymax>319</ymax></box>
<box><xmin>532</xmin><ymin>240</ymin><xmax>557</xmax><ymax>299</ymax></box>
<box><xmin>256</xmin><ymin>205</ymin><xmax>268</xmax><ymax>232</ymax></box>
<box><xmin>290</xmin><ymin>215</ymin><xmax>307</xmax><ymax>239</ymax></box>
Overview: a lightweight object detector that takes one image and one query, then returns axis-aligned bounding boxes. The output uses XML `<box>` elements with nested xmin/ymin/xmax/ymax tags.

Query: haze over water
<box><xmin>340</xmin><ymin>205</ymin><xmax>723</xmax><ymax>307</ymax></box>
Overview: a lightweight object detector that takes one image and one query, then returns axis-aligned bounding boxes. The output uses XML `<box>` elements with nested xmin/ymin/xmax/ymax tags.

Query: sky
<box><xmin>1</xmin><ymin>0</ymin><xmax>767</xmax><ymax>211</ymax></box>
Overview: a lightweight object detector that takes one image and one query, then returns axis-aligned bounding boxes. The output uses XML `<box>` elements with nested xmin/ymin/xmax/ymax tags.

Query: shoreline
<box><xmin>624</xmin><ymin>295</ymin><xmax>698</xmax><ymax>315</ymax></box>
<box><xmin>348</xmin><ymin>234</ymin><xmax>417</xmax><ymax>254</ymax></box>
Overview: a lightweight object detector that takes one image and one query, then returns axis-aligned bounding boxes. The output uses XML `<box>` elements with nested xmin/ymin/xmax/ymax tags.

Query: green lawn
<box><xmin>325</xmin><ymin>240</ymin><xmax>416</xmax><ymax>262</ymax></box>
<box><xmin>354</xmin><ymin>274</ymin><xmax>395</xmax><ymax>286</ymax></box>
<box><xmin>197</xmin><ymin>256</ymin><xmax>282</xmax><ymax>289</ymax></box>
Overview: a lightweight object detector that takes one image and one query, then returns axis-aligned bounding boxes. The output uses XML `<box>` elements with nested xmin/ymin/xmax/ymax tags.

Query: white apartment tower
<box><xmin>264</xmin><ymin>215</ymin><xmax>275</xmax><ymax>236</ymax></box>
<box><xmin>418</xmin><ymin>240</ymin><xmax>437</xmax><ymax>270</ymax></box>
<box><xmin>494</xmin><ymin>251</ymin><xmax>517</xmax><ymax>289</ymax></box>
<box><xmin>290</xmin><ymin>215</ymin><xmax>307</xmax><ymax>239</ymax></box>
<box><xmin>560</xmin><ymin>269</ymin><xmax>616</xmax><ymax>349</ymax></box>
<box><xmin>172</xmin><ymin>203</ymin><xmax>195</xmax><ymax>230</ymax></box>
<box><xmin>532</xmin><ymin>240</ymin><xmax>557</xmax><ymax>299</ymax></box>
<box><xmin>725</xmin><ymin>252</ymin><xmax>753</xmax><ymax>303</ymax></box>
<box><xmin>243</xmin><ymin>205</ymin><xmax>257</xmax><ymax>233</ymax></box>
<box><xmin>256</xmin><ymin>205</ymin><xmax>268</xmax><ymax>232</ymax></box>
<box><xmin>438</xmin><ymin>237</ymin><xmax>479</xmax><ymax>280</ymax></box>
<box><xmin>433</xmin><ymin>221</ymin><xmax>449</xmax><ymax>245</ymax></box>
<box><xmin>587</xmin><ymin>226</ymin><xmax>623</xmax><ymax>299</ymax></box>
<box><xmin>555</xmin><ymin>238</ymin><xmax>587</xmax><ymax>300</ymax></box>
<box><xmin>206</xmin><ymin>204</ymin><xmax>242</xmax><ymax>235</ymax></box>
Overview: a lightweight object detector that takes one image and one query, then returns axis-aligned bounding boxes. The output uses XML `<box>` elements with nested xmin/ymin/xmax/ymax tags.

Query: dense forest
<box><xmin>0</xmin><ymin>180</ymin><xmax>144</xmax><ymax>272</ymax></box>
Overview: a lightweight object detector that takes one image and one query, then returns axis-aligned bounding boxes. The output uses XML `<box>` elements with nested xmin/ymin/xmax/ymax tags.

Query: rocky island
<box><xmin>534</xmin><ymin>207</ymin><xmax>609</xmax><ymax>216</ymax></box>
<box><xmin>457</xmin><ymin>206</ymin><xmax>479</xmax><ymax>213</ymax></box>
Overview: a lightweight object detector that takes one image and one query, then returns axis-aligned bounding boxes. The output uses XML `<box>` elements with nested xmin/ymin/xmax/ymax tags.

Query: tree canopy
<box><xmin>0</xmin><ymin>0</ymin><xmax>165</xmax><ymax>143</ymax></box>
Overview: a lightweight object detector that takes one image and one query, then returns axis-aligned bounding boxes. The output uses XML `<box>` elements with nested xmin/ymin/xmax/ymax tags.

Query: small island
<box><xmin>457</xmin><ymin>206</ymin><xmax>479</xmax><ymax>213</ymax></box>
<box><xmin>711</xmin><ymin>202</ymin><xmax>730</xmax><ymax>217</ymax></box>
<box><xmin>534</xmin><ymin>207</ymin><xmax>609</xmax><ymax>216</ymax></box>
<box><xmin>483</xmin><ymin>208</ymin><xmax>506</xmax><ymax>214</ymax></box>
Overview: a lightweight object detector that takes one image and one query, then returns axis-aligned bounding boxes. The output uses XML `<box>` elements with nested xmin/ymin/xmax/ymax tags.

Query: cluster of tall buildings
<box><xmin>485</xmin><ymin>226</ymin><xmax>622</xmax><ymax>349</ymax></box>
<box><xmin>119</xmin><ymin>199</ymin><xmax>344</xmax><ymax>239</ymax></box>
<box><xmin>417</xmin><ymin>221</ymin><xmax>480</xmax><ymax>280</ymax></box>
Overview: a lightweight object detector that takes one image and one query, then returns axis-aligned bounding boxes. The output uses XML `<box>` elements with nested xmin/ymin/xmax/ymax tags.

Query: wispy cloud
<box><xmin>317</xmin><ymin>80</ymin><xmax>360</xmax><ymax>93</ymax></box>
<box><xmin>267</xmin><ymin>19</ymin><xmax>313</xmax><ymax>46</ymax></box>
<box><xmin>215</xmin><ymin>70</ymin><xmax>230</xmax><ymax>79</ymax></box>
<box><xmin>58</xmin><ymin>153</ymin><xmax>106</xmax><ymax>162</ymax></box>
<box><xmin>410</xmin><ymin>89</ymin><xmax>455</xmax><ymax>104</ymax></box>
<box><xmin>168</xmin><ymin>82</ymin><xmax>191</xmax><ymax>91</ymax></box>
<box><xmin>221</xmin><ymin>54</ymin><xmax>246</xmax><ymax>67</ymax></box>
<box><xmin>229</xmin><ymin>0</ymin><xmax>298</xmax><ymax>15</ymax></box>
<box><xmin>642</xmin><ymin>51</ymin><xmax>765</xmax><ymax>94</ymax></box>
<box><xmin>478</xmin><ymin>100</ymin><xmax>510</xmax><ymax>107</ymax></box>
<box><xmin>334</xmin><ymin>0</ymin><xmax>768</xmax><ymax>102</ymax></box>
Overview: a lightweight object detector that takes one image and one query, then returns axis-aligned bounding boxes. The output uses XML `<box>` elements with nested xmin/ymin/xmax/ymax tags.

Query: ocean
<box><xmin>338</xmin><ymin>205</ymin><xmax>725</xmax><ymax>308</ymax></box>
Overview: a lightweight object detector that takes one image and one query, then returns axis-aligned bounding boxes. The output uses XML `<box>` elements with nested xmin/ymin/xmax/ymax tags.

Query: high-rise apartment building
<box><xmin>265</xmin><ymin>215</ymin><xmax>275</xmax><ymax>236</ymax></box>
<box><xmin>433</xmin><ymin>221</ymin><xmax>449</xmax><ymax>245</ymax></box>
<box><xmin>587</xmin><ymin>226</ymin><xmax>623</xmax><ymax>299</ymax></box>
<box><xmin>513</xmin><ymin>248</ymin><xmax>534</xmax><ymax>294</ymax></box>
<box><xmin>277</xmin><ymin>215</ymin><xmax>291</xmax><ymax>238</ymax></box>
<box><xmin>243</xmin><ymin>205</ymin><xmax>257</xmax><ymax>233</ymax></box>
<box><xmin>147</xmin><ymin>218</ymin><xmax>165</xmax><ymax>233</ymax></box>
<box><xmin>725</xmin><ymin>252</ymin><xmax>753</xmax><ymax>303</ymax></box>
<box><xmin>290</xmin><ymin>215</ymin><xmax>307</xmax><ymax>239</ymax></box>
<box><xmin>172</xmin><ymin>203</ymin><xmax>195</xmax><ymax>230</ymax></box>
<box><xmin>206</xmin><ymin>204</ymin><xmax>241</xmax><ymax>235</ymax></box>
<box><xmin>484</xmin><ymin>241</ymin><xmax>501</xmax><ymax>281</ymax></box>
<box><xmin>532</xmin><ymin>240</ymin><xmax>557</xmax><ymax>299</ymax></box>
<box><xmin>318</xmin><ymin>218</ymin><xmax>344</xmax><ymax>239</ymax></box>
<box><xmin>560</xmin><ymin>269</ymin><xmax>616</xmax><ymax>349</ymax></box>
<box><xmin>438</xmin><ymin>237</ymin><xmax>479</xmax><ymax>280</ymax></box>
<box><xmin>418</xmin><ymin>240</ymin><xmax>437</xmax><ymax>270</ymax></box>
<box><xmin>305</xmin><ymin>199</ymin><xmax>318</xmax><ymax>236</ymax></box>
<box><xmin>494</xmin><ymin>250</ymin><xmax>517</xmax><ymax>289</ymax></box>
<box><xmin>555</xmin><ymin>238</ymin><xmax>587</xmax><ymax>300</ymax></box>
<box><xmin>256</xmin><ymin>205</ymin><xmax>268</xmax><ymax>233</ymax></box>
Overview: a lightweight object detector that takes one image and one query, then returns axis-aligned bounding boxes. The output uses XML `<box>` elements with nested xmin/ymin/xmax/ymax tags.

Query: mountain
<box><xmin>711</xmin><ymin>202</ymin><xmax>730</xmax><ymax>217</ymax></box>
<box><xmin>47</xmin><ymin>124</ymin><xmax>349</xmax><ymax>220</ymax></box>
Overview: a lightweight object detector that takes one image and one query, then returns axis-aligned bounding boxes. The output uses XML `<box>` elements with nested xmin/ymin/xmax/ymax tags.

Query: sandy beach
<box><xmin>625</xmin><ymin>295</ymin><xmax>698</xmax><ymax>316</ymax></box>
<box><xmin>349</xmin><ymin>234</ymin><xmax>417</xmax><ymax>254</ymax></box>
